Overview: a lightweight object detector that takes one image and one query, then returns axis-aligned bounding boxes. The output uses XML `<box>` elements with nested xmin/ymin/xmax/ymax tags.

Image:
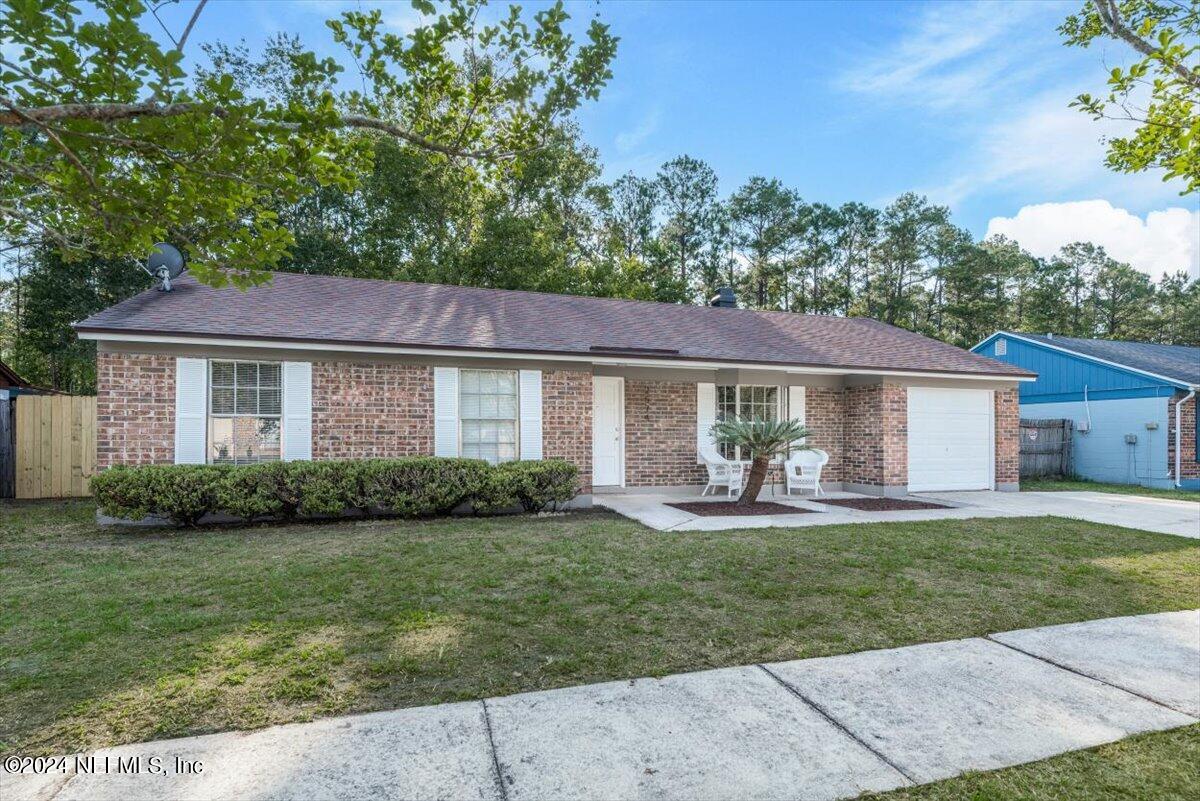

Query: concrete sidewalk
<box><xmin>6</xmin><ymin>611</ymin><xmax>1197</xmax><ymax>801</ymax></box>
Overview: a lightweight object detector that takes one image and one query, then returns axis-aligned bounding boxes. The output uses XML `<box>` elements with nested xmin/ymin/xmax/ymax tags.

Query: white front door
<box><xmin>593</xmin><ymin>376</ymin><xmax>624</xmax><ymax>486</ymax></box>
<box><xmin>907</xmin><ymin>387</ymin><xmax>994</xmax><ymax>492</ymax></box>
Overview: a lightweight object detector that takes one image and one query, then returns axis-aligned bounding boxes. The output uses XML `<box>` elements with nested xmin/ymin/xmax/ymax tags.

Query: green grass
<box><xmin>1</xmin><ymin>501</ymin><xmax>1197</xmax><ymax>758</ymax></box>
<box><xmin>871</xmin><ymin>724</ymin><xmax>1200</xmax><ymax>800</ymax></box>
<box><xmin>1023</xmin><ymin>476</ymin><xmax>1200</xmax><ymax>502</ymax></box>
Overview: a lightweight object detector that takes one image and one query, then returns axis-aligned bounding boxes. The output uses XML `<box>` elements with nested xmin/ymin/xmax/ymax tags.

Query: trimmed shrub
<box><xmin>493</xmin><ymin>459</ymin><xmax>579</xmax><ymax>513</ymax></box>
<box><xmin>92</xmin><ymin>465</ymin><xmax>158</xmax><ymax>522</ymax></box>
<box><xmin>474</xmin><ymin>467</ymin><xmax>518</xmax><ymax>514</ymax></box>
<box><xmin>93</xmin><ymin>464</ymin><xmax>228</xmax><ymax>526</ymax></box>
<box><xmin>362</xmin><ymin>457</ymin><xmax>491</xmax><ymax>517</ymax></box>
<box><xmin>295</xmin><ymin>461</ymin><xmax>350</xmax><ymax>518</ymax></box>
<box><xmin>217</xmin><ymin>463</ymin><xmax>281</xmax><ymax>522</ymax></box>
<box><xmin>93</xmin><ymin>456</ymin><xmax>577</xmax><ymax>527</ymax></box>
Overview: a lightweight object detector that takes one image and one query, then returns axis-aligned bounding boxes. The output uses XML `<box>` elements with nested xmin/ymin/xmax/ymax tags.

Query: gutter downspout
<box><xmin>1174</xmin><ymin>390</ymin><xmax>1196</xmax><ymax>488</ymax></box>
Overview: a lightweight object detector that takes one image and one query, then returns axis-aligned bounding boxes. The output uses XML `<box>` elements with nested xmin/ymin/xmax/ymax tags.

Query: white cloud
<box><xmin>614</xmin><ymin>109</ymin><xmax>661</xmax><ymax>154</ymax></box>
<box><xmin>837</xmin><ymin>2</ymin><xmax>1054</xmax><ymax>110</ymax></box>
<box><xmin>921</xmin><ymin>90</ymin><xmax>1182</xmax><ymax>207</ymax></box>
<box><xmin>986</xmin><ymin>200</ymin><xmax>1200</xmax><ymax>280</ymax></box>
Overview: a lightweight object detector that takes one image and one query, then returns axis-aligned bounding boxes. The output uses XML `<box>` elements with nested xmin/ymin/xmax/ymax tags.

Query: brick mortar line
<box><xmin>755</xmin><ymin>664</ymin><xmax>917</xmax><ymax>785</ymax></box>
<box><xmin>981</xmin><ymin>636</ymin><xmax>1199</xmax><ymax>719</ymax></box>
<box><xmin>480</xmin><ymin>699</ymin><xmax>511</xmax><ymax>801</ymax></box>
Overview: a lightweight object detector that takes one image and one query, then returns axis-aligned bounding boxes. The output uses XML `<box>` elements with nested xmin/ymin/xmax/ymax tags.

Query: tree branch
<box><xmin>1093</xmin><ymin>0</ymin><xmax>1200</xmax><ymax>89</ymax></box>
<box><xmin>0</xmin><ymin>101</ymin><xmax>518</xmax><ymax>159</ymax></box>
<box><xmin>0</xmin><ymin>94</ymin><xmax>97</xmax><ymax>188</ymax></box>
<box><xmin>175</xmin><ymin>0</ymin><xmax>209</xmax><ymax>55</ymax></box>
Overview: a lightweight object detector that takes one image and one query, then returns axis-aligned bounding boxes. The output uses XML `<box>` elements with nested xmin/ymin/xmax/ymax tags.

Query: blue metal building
<box><xmin>972</xmin><ymin>333</ymin><xmax>1199</xmax><ymax>491</ymax></box>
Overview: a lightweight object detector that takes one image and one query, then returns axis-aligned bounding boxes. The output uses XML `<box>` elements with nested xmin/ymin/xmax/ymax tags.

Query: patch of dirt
<box><xmin>816</xmin><ymin>498</ymin><xmax>950</xmax><ymax>511</ymax></box>
<box><xmin>667</xmin><ymin>501</ymin><xmax>814</xmax><ymax>517</ymax></box>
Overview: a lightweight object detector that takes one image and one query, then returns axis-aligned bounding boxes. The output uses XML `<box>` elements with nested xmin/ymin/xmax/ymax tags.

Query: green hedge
<box><xmin>92</xmin><ymin>458</ymin><xmax>579</xmax><ymax>527</ymax></box>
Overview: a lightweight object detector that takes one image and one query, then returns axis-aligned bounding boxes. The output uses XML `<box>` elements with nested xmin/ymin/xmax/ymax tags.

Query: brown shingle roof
<box><xmin>75</xmin><ymin>273</ymin><xmax>1033</xmax><ymax>378</ymax></box>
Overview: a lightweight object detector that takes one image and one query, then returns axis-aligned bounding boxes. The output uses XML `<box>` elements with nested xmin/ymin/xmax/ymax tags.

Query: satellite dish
<box><xmin>144</xmin><ymin>243</ymin><xmax>186</xmax><ymax>291</ymax></box>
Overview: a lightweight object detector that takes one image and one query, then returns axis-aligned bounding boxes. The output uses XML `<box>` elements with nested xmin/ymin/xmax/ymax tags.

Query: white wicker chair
<box><xmin>699</xmin><ymin>443</ymin><xmax>745</xmax><ymax>497</ymax></box>
<box><xmin>784</xmin><ymin>448</ymin><xmax>829</xmax><ymax>497</ymax></box>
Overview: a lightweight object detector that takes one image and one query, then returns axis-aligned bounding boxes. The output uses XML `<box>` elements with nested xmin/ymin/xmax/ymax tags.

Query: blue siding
<box><xmin>973</xmin><ymin>335</ymin><xmax>1177</xmax><ymax>403</ymax></box>
<box><xmin>1027</xmin><ymin>397</ymin><xmax>1175</xmax><ymax>487</ymax></box>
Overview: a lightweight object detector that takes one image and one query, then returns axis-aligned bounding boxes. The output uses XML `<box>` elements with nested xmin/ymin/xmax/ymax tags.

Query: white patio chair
<box><xmin>784</xmin><ymin>448</ymin><xmax>828</xmax><ymax>497</ymax></box>
<box><xmin>699</xmin><ymin>443</ymin><xmax>745</xmax><ymax>497</ymax></box>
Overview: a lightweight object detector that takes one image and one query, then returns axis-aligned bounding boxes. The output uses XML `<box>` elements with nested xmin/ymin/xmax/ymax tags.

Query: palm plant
<box><xmin>711</xmin><ymin>416</ymin><xmax>810</xmax><ymax>504</ymax></box>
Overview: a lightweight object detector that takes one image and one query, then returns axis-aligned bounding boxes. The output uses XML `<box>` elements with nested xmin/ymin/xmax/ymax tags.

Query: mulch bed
<box><xmin>668</xmin><ymin>501</ymin><xmax>814</xmax><ymax>517</ymax></box>
<box><xmin>816</xmin><ymin>497</ymin><xmax>950</xmax><ymax>511</ymax></box>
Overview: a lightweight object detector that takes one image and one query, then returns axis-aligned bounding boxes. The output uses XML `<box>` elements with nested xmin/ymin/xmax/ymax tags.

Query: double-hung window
<box><xmin>460</xmin><ymin>369</ymin><xmax>518</xmax><ymax>464</ymax></box>
<box><xmin>716</xmin><ymin>384</ymin><xmax>783</xmax><ymax>460</ymax></box>
<box><xmin>208</xmin><ymin>361</ymin><xmax>282</xmax><ymax>464</ymax></box>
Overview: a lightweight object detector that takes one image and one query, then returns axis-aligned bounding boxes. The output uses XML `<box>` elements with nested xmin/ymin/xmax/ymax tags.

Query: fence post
<box><xmin>0</xmin><ymin>396</ymin><xmax>13</xmax><ymax>499</ymax></box>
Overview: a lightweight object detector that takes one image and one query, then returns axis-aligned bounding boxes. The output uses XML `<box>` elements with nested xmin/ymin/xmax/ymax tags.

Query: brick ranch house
<box><xmin>75</xmin><ymin>273</ymin><xmax>1035</xmax><ymax>505</ymax></box>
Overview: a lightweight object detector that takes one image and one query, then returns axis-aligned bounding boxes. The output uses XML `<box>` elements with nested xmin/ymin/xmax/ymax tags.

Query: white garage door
<box><xmin>907</xmin><ymin>388</ymin><xmax>993</xmax><ymax>492</ymax></box>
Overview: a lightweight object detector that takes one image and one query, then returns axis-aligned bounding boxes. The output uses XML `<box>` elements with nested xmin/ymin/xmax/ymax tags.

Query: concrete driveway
<box><xmin>923</xmin><ymin>490</ymin><xmax>1200</xmax><ymax>539</ymax></box>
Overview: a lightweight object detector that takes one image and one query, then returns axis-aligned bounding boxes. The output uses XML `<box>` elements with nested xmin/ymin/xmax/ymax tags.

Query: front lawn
<box><xmin>1023</xmin><ymin>477</ymin><xmax>1200</xmax><ymax>502</ymax></box>
<box><xmin>1</xmin><ymin>501</ymin><xmax>1197</xmax><ymax>757</ymax></box>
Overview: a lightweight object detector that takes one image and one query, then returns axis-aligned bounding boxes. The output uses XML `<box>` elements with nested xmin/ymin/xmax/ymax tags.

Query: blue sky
<box><xmin>157</xmin><ymin>0</ymin><xmax>1198</xmax><ymax>277</ymax></box>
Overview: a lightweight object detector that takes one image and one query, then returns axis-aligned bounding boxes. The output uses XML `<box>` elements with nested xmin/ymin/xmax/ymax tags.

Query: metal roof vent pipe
<box><xmin>709</xmin><ymin>287</ymin><xmax>737</xmax><ymax>308</ymax></box>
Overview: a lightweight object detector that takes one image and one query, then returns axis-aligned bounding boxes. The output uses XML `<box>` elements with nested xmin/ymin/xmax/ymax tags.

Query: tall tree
<box><xmin>727</xmin><ymin>177</ymin><xmax>798</xmax><ymax>309</ymax></box>
<box><xmin>656</xmin><ymin>155</ymin><xmax>719</xmax><ymax>295</ymax></box>
<box><xmin>1152</xmin><ymin>271</ymin><xmax>1200</xmax><ymax>345</ymax></box>
<box><xmin>1053</xmin><ymin>242</ymin><xmax>1108</xmax><ymax>335</ymax></box>
<box><xmin>830</xmin><ymin>202</ymin><xmax>879</xmax><ymax>317</ymax></box>
<box><xmin>0</xmin><ymin>0</ymin><xmax>618</xmax><ymax>286</ymax></box>
<box><xmin>1090</xmin><ymin>259</ymin><xmax>1155</xmax><ymax>338</ymax></box>
<box><xmin>869</xmin><ymin>193</ymin><xmax>949</xmax><ymax>327</ymax></box>
<box><xmin>600</xmin><ymin>173</ymin><xmax>660</xmax><ymax>262</ymax></box>
<box><xmin>792</xmin><ymin>202</ymin><xmax>840</xmax><ymax>314</ymax></box>
<box><xmin>11</xmin><ymin>248</ymin><xmax>150</xmax><ymax>393</ymax></box>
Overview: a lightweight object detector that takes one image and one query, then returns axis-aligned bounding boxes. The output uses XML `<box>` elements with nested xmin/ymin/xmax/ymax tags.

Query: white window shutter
<box><xmin>434</xmin><ymin>367</ymin><xmax>460</xmax><ymax>457</ymax></box>
<box><xmin>174</xmin><ymin>357</ymin><xmax>207</xmax><ymax>464</ymax></box>
<box><xmin>282</xmin><ymin>361</ymin><xmax>312</xmax><ymax>461</ymax></box>
<box><xmin>789</xmin><ymin>386</ymin><xmax>807</xmax><ymax>446</ymax></box>
<box><xmin>696</xmin><ymin>382</ymin><xmax>716</xmax><ymax>464</ymax></box>
<box><xmin>519</xmin><ymin>370</ymin><xmax>543</xmax><ymax>460</ymax></box>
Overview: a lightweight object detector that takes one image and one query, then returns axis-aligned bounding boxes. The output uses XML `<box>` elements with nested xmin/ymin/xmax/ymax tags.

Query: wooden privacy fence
<box><xmin>1019</xmin><ymin>418</ymin><xmax>1073</xmax><ymax>478</ymax></box>
<box><xmin>14</xmin><ymin>395</ymin><xmax>96</xmax><ymax>498</ymax></box>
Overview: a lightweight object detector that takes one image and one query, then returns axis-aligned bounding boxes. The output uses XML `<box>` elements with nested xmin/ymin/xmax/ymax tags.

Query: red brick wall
<box><xmin>803</xmin><ymin>387</ymin><xmax>844</xmax><ymax>483</ymax></box>
<box><xmin>311</xmin><ymin>361</ymin><xmax>433</xmax><ymax>459</ymax></box>
<box><xmin>96</xmin><ymin>351</ymin><xmax>175</xmax><ymax>468</ymax></box>
<box><xmin>625</xmin><ymin>379</ymin><xmax>707</xmax><ymax>486</ymax></box>
<box><xmin>543</xmin><ymin>369</ymin><xmax>593</xmax><ymax>493</ymax></box>
<box><xmin>1169</xmin><ymin>394</ymin><xmax>1198</xmax><ymax>480</ymax></box>
<box><xmin>842</xmin><ymin>383</ymin><xmax>907</xmax><ymax>488</ymax></box>
<box><xmin>994</xmin><ymin>387</ymin><xmax>1020</xmax><ymax>486</ymax></box>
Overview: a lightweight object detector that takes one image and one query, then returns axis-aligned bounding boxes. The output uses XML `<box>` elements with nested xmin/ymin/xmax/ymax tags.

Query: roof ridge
<box><xmin>1019</xmin><ymin>331</ymin><xmax>1198</xmax><ymax>351</ymax></box>
<box><xmin>257</xmin><ymin>270</ymin><xmax>876</xmax><ymax>323</ymax></box>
